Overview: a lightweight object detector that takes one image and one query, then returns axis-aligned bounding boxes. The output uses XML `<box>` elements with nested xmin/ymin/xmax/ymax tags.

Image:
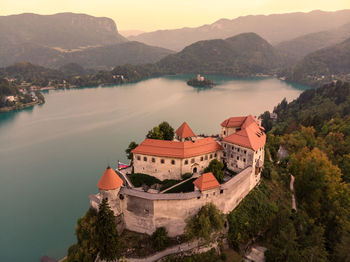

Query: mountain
<box><xmin>119</xmin><ymin>30</ymin><xmax>145</xmax><ymax>38</ymax></box>
<box><xmin>0</xmin><ymin>13</ymin><xmax>174</xmax><ymax>69</ymax></box>
<box><xmin>157</xmin><ymin>33</ymin><xmax>284</xmax><ymax>76</ymax></box>
<box><xmin>129</xmin><ymin>10</ymin><xmax>350</xmax><ymax>51</ymax></box>
<box><xmin>285</xmin><ymin>37</ymin><xmax>350</xmax><ymax>84</ymax></box>
<box><xmin>0</xmin><ymin>12</ymin><xmax>126</xmax><ymax>50</ymax></box>
<box><xmin>276</xmin><ymin>22</ymin><xmax>350</xmax><ymax>62</ymax></box>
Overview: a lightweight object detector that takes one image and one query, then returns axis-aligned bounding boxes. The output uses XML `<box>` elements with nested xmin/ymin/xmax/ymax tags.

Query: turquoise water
<box><xmin>0</xmin><ymin>76</ymin><xmax>309</xmax><ymax>261</ymax></box>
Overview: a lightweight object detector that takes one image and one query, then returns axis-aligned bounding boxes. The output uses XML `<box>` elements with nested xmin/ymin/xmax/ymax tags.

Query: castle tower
<box><xmin>97</xmin><ymin>166</ymin><xmax>124</xmax><ymax>215</ymax></box>
<box><xmin>175</xmin><ymin>122</ymin><xmax>196</xmax><ymax>142</ymax></box>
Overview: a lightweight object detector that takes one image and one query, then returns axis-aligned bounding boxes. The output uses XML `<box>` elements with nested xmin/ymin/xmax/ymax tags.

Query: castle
<box><xmin>90</xmin><ymin>115</ymin><xmax>265</xmax><ymax>237</ymax></box>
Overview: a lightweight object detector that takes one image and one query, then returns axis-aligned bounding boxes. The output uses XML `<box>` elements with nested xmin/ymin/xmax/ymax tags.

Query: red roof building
<box><xmin>175</xmin><ymin>122</ymin><xmax>196</xmax><ymax>140</ymax></box>
<box><xmin>193</xmin><ymin>172</ymin><xmax>220</xmax><ymax>191</ymax></box>
<box><xmin>222</xmin><ymin>115</ymin><xmax>266</xmax><ymax>151</ymax></box>
<box><xmin>97</xmin><ymin>166</ymin><xmax>123</xmax><ymax>190</ymax></box>
<box><xmin>132</xmin><ymin>137</ymin><xmax>222</xmax><ymax>159</ymax></box>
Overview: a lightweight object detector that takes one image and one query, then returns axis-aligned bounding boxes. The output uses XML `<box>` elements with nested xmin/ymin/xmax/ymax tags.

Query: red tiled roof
<box><xmin>97</xmin><ymin>166</ymin><xmax>123</xmax><ymax>190</ymax></box>
<box><xmin>221</xmin><ymin>116</ymin><xmax>246</xmax><ymax>128</ymax></box>
<box><xmin>222</xmin><ymin>115</ymin><xmax>266</xmax><ymax>151</ymax></box>
<box><xmin>176</xmin><ymin>122</ymin><xmax>196</xmax><ymax>139</ymax></box>
<box><xmin>132</xmin><ymin>137</ymin><xmax>222</xmax><ymax>158</ymax></box>
<box><xmin>193</xmin><ymin>172</ymin><xmax>220</xmax><ymax>191</ymax></box>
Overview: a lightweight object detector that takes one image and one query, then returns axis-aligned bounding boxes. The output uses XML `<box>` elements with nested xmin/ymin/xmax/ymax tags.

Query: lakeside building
<box><xmin>90</xmin><ymin>115</ymin><xmax>266</xmax><ymax>236</ymax></box>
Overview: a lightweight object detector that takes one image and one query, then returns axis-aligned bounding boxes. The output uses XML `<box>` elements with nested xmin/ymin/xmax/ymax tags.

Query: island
<box><xmin>187</xmin><ymin>74</ymin><xmax>214</xmax><ymax>87</ymax></box>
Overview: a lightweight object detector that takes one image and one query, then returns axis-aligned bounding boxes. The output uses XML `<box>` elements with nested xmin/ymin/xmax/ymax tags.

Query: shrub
<box><xmin>151</xmin><ymin>227</ymin><xmax>170</xmax><ymax>251</ymax></box>
<box><xmin>185</xmin><ymin>203</ymin><xmax>224</xmax><ymax>241</ymax></box>
<box><xmin>130</xmin><ymin>173</ymin><xmax>161</xmax><ymax>187</ymax></box>
<box><xmin>181</xmin><ymin>173</ymin><xmax>193</xmax><ymax>180</ymax></box>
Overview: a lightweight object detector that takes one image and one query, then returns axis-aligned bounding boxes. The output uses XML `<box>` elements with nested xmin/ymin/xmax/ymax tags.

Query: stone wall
<box><xmin>133</xmin><ymin>151</ymin><xmax>222</xmax><ymax>181</ymax></box>
<box><xmin>115</xmin><ymin>167</ymin><xmax>253</xmax><ymax>237</ymax></box>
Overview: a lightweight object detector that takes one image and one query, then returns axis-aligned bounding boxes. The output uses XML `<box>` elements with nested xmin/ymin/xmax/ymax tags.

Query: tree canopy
<box><xmin>146</xmin><ymin>121</ymin><xmax>174</xmax><ymax>141</ymax></box>
<box><xmin>204</xmin><ymin>159</ymin><xmax>224</xmax><ymax>183</ymax></box>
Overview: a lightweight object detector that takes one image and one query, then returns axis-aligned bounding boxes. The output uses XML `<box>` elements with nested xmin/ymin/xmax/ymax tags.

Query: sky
<box><xmin>1</xmin><ymin>0</ymin><xmax>350</xmax><ymax>31</ymax></box>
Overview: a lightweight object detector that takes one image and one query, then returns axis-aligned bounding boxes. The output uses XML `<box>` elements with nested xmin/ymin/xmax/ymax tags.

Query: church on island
<box><xmin>90</xmin><ymin>115</ymin><xmax>266</xmax><ymax>237</ymax></box>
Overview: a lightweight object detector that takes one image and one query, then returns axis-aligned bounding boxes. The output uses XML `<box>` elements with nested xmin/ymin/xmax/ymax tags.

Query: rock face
<box><xmin>0</xmin><ymin>12</ymin><xmax>126</xmax><ymax>49</ymax></box>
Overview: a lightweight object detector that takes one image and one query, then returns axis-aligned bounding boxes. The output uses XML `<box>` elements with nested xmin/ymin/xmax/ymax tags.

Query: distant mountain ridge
<box><xmin>285</xmin><ymin>37</ymin><xmax>350</xmax><ymax>85</ymax></box>
<box><xmin>0</xmin><ymin>13</ymin><xmax>174</xmax><ymax>69</ymax></box>
<box><xmin>129</xmin><ymin>10</ymin><xmax>350</xmax><ymax>51</ymax></box>
<box><xmin>276</xmin><ymin>22</ymin><xmax>350</xmax><ymax>62</ymax></box>
<box><xmin>156</xmin><ymin>33</ymin><xmax>284</xmax><ymax>76</ymax></box>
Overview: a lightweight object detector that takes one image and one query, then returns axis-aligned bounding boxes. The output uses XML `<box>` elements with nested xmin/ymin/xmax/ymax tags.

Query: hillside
<box><xmin>130</xmin><ymin>10</ymin><xmax>350</xmax><ymax>51</ymax></box>
<box><xmin>0</xmin><ymin>13</ymin><xmax>173</xmax><ymax>69</ymax></box>
<box><xmin>157</xmin><ymin>33</ymin><xmax>284</xmax><ymax>76</ymax></box>
<box><xmin>0</xmin><ymin>12</ymin><xmax>126</xmax><ymax>50</ymax></box>
<box><xmin>276</xmin><ymin>22</ymin><xmax>350</xmax><ymax>62</ymax></box>
<box><xmin>285</xmin><ymin>37</ymin><xmax>350</xmax><ymax>85</ymax></box>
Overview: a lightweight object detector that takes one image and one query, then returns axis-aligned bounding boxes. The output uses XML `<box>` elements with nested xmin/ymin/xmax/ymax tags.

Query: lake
<box><xmin>0</xmin><ymin>75</ymin><xmax>309</xmax><ymax>261</ymax></box>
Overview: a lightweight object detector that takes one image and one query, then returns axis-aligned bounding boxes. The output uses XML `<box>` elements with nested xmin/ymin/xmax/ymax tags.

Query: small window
<box><xmin>200</xmin><ymin>156</ymin><xmax>204</xmax><ymax>161</ymax></box>
<box><xmin>244</xmin><ymin>150</ymin><xmax>247</xmax><ymax>154</ymax></box>
<box><xmin>223</xmin><ymin>131</ymin><xmax>226</xmax><ymax>135</ymax></box>
<box><xmin>161</xmin><ymin>159</ymin><xmax>165</xmax><ymax>164</ymax></box>
<box><xmin>210</xmin><ymin>154</ymin><xmax>213</xmax><ymax>159</ymax></box>
<box><xmin>171</xmin><ymin>160</ymin><xmax>175</xmax><ymax>165</ymax></box>
<box><xmin>237</xmin><ymin>156</ymin><xmax>239</xmax><ymax>160</ymax></box>
<box><xmin>237</xmin><ymin>148</ymin><xmax>240</xmax><ymax>152</ymax></box>
<box><xmin>213</xmin><ymin>192</ymin><xmax>215</xmax><ymax>196</ymax></box>
<box><xmin>143</xmin><ymin>157</ymin><xmax>147</xmax><ymax>161</ymax></box>
<box><xmin>205</xmin><ymin>155</ymin><xmax>208</xmax><ymax>160</ymax></box>
<box><xmin>236</xmin><ymin>165</ymin><xmax>238</xmax><ymax>168</ymax></box>
<box><xmin>223</xmin><ymin>153</ymin><xmax>226</xmax><ymax>157</ymax></box>
<box><xmin>184</xmin><ymin>160</ymin><xmax>188</xmax><ymax>165</ymax></box>
<box><xmin>214</xmin><ymin>153</ymin><xmax>217</xmax><ymax>157</ymax></box>
<box><xmin>152</xmin><ymin>158</ymin><xmax>155</xmax><ymax>163</ymax></box>
<box><xmin>220</xmin><ymin>189</ymin><xmax>224</xmax><ymax>194</ymax></box>
<box><xmin>230</xmin><ymin>154</ymin><xmax>233</xmax><ymax>158</ymax></box>
<box><xmin>243</xmin><ymin>158</ymin><xmax>246</xmax><ymax>162</ymax></box>
<box><xmin>232</xmin><ymin>146</ymin><xmax>234</xmax><ymax>150</ymax></box>
<box><xmin>191</xmin><ymin>158</ymin><xmax>195</xmax><ymax>163</ymax></box>
<box><xmin>224</xmin><ymin>144</ymin><xmax>227</xmax><ymax>148</ymax></box>
<box><xmin>206</xmin><ymin>194</ymin><xmax>208</xmax><ymax>198</ymax></box>
<box><xmin>137</xmin><ymin>156</ymin><xmax>141</xmax><ymax>160</ymax></box>
<box><xmin>197</xmin><ymin>196</ymin><xmax>201</xmax><ymax>199</ymax></box>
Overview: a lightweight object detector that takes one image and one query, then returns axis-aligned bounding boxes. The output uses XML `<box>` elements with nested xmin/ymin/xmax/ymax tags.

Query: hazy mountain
<box><xmin>157</xmin><ymin>33</ymin><xmax>284</xmax><ymax>76</ymax></box>
<box><xmin>119</xmin><ymin>30</ymin><xmax>145</xmax><ymax>38</ymax></box>
<box><xmin>286</xmin><ymin>37</ymin><xmax>350</xmax><ymax>83</ymax></box>
<box><xmin>129</xmin><ymin>10</ymin><xmax>350</xmax><ymax>51</ymax></box>
<box><xmin>0</xmin><ymin>13</ymin><xmax>174</xmax><ymax>69</ymax></box>
<box><xmin>276</xmin><ymin>22</ymin><xmax>350</xmax><ymax>62</ymax></box>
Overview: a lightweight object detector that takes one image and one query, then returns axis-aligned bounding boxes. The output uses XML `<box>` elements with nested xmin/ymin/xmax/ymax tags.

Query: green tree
<box><xmin>158</xmin><ymin>121</ymin><xmax>174</xmax><ymax>140</ymax></box>
<box><xmin>204</xmin><ymin>159</ymin><xmax>224</xmax><ymax>183</ymax></box>
<box><xmin>146</xmin><ymin>121</ymin><xmax>174</xmax><ymax>140</ymax></box>
<box><xmin>67</xmin><ymin>208</ymin><xmax>98</xmax><ymax>262</ymax></box>
<box><xmin>185</xmin><ymin>203</ymin><xmax>224</xmax><ymax>241</ymax></box>
<box><xmin>151</xmin><ymin>227</ymin><xmax>169</xmax><ymax>251</ymax></box>
<box><xmin>125</xmin><ymin>141</ymin><xmax>138</xmax><ymax>160</ymax></box>
<box><xmin>96</xmin><ymin>198</ymin><xmax>120</xmax><ymax>261</ymax></box>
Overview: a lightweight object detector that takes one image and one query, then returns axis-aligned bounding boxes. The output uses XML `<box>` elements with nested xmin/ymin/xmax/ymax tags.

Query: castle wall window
<box><xmin>205</xmin><ymin>155</ymin><xmax>208</xmax><ymax>160</ymax></box>
<box><xmin>224</xmin><ymin>144</ymin><xmax>226</xmax><ymax>148</ymax></box>
<box><xmin>243</xmin><ymin>158</ymin><xmax>246</xmax><ymax>162</ymax></box>
<box><xmin>200</xmin><ymin>156</ymin><xmax>204</xmax><ymax>161</ymax></box>
<box><xmin>184</xmin><ymin>160</ymin><xmax>188</xmax><ymax>165</ymax></box>
<box><xmin>137</xmin><ymin>156</ymin><xmax>141</xmax><ymax>160</ymax></box>
<box><xmin>214</xmin><ymin>153</ymin><xmax>217</xmax><ymax>157</ymax></box>
<box><xmin>244</xmin><ymin>150</ymin><xmax>247</xmax><ymax>154</ymax></box>
<box><xmin>210</xmin><ymin>154</ymin><xmax>213</xmax><ymax>159</ymax></box>
<box><xmin>152</xmin><ymin>158</ymin><xmax>155</xmax><ymax>163</ymax></box>
<box><xmin>220</xmin><ymin>189</ymin><xmax>224</xmax><ymax>194</ymax></box>
<box><xmin>223</xmin><ymin>153</ymin><xmax>226</xmax><ymax>157</ymax></box>
<box><xmin>231</xmin><ymin>154</ymin><xmax>233</xmax><ymax>158</ymax></box>
<box><xmin>232</xmin><ymin>146</ymin><xmax>234</xmax><ymax>150</ymax></box>
<box><xmin>171</xmin><ymin>160</ymin><xmax>175</xmax><ymax>165</ymax></box>
<box><xmin>237</xmin><ymin>148</ymin><xmax>240</xmax><ymax>152</ymax></box>
<box><xmin>223</xmin><ymin>131</ymin><xmax>226</xmax><ymax>135</ymax></box>
<box><xmin>191</xmin><ymin>158</ymin><xmax>195</xmax><ymax>163</ymax></box>
<box><xmin>237</xmin><ymin>156</ymin><xmax>239</xmax><ymax>160</ymax></box>
<box><xmin>161</xmin><ymin>159</ymin><xmax>165</xmax><ymax>164</ymax></box>
<box><xmin>143</xmin><ymin>157</ymin><xmax>147</xmax><ymax>161</ymax></box>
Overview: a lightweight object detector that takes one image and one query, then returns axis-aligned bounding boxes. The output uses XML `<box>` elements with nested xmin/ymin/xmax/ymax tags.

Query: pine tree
<box><xmin>96</xmin><ymin>198</ymin><xmax>120</xmax><ymax>262</ymax></box>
